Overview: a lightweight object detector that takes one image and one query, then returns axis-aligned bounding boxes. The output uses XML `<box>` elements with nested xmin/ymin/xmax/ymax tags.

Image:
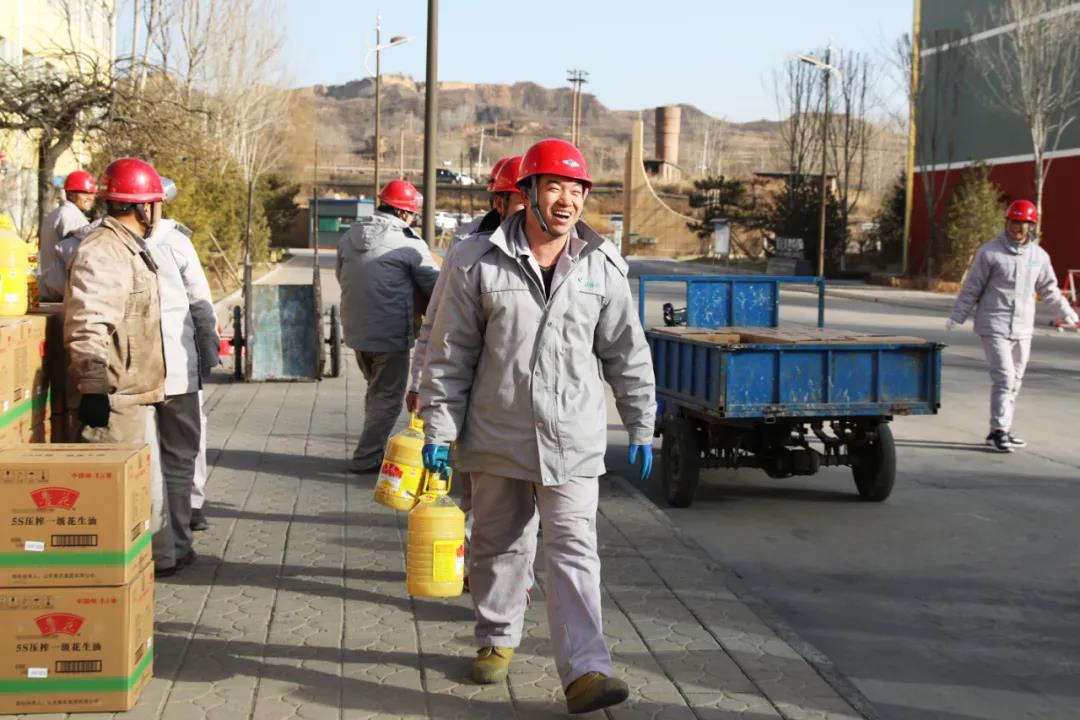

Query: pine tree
<box><xmin>936</xmin><ymin>162</ymin><xmax>1003</xmax><ymax>281</ymax></box>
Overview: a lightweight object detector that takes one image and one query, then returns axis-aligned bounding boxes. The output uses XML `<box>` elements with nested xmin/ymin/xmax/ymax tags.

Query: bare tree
<box><xmin>0</xmin><ymin>50</ymin><xmax>120</xmax><ymax>233</ymax></box>
<box><xmin>828</xmin><ymin>50</ymin><xmax>877</xmax><ymax>247</ymax></box>
<box><xmin>899</xmin><ymin>30</ymin><xmax>967</xmax><ymax>277</ymax></box>
<box><xmin>970</xmin><ymin>0</ymin><xmax>1080</xmax><ymax>238</ymax></box>
<box><xmin>772</xmin><ymin>55</ymin><xmax>825</xmax><ymax>195</ymax></box>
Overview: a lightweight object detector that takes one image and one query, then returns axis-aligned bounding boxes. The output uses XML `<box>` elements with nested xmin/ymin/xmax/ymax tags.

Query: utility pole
<box><xmin>477</xmin><ymin>127</ymin><xmax>485</xmax><ymax>170</ymax></box>
<box><xmin>567</xmin><ymin>69</ymin><xmax>588</xmax><ymax>145</ymax></box>
<box><xmin>817</xmin><ymin>45</ymin><xmax>832</xmax><ymax>278</ymax></box>
<box><xmin>422</xmin><ymin>0</ymin><xmax>438</xmax><ymax>244</ymax></box>
<box><xmin>399</xmin><ymin>128</ymin><xmax>405</xmax><ymax>178</ymax></box>
<box><xmin>373</xmin><ymin>15</ymin><xmax>381</xmax><ymax>197</ymax></box>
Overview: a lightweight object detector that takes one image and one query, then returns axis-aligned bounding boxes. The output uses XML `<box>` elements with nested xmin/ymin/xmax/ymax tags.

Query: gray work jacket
<box><xmin>146</xmin><ymin>220</ymin><xmax>220</xmax><ymax>396</ymax></box>
<box><xmin>39</xmin><ymin>200</ymin><xmax>90</xmax><ymax>301</ymax></box>
<box><xmin>419</xmin><ymin>213</ymin><xmax>656</xmax><ymax>486</ymax></box>
<box><xmin>950</xmin><ymin>232</ymin><xmax>1073</xmax><ymax>339</ymax></box>
<box><xmin>335</xmin><ymin>211</ymin><xmax>440</xmax><ymax>353</ymax></box>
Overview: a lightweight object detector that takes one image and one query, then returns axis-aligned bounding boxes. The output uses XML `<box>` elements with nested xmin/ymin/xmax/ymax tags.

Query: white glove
<box><xmin>1065</xmin><ymin>310</ymin><xmax>1079</xmax><ymax>327</ymax></box>
<box><xmin>945</xmin><ymin>318</ymin><xmax>958</xmax><ymax>331</ymax></box>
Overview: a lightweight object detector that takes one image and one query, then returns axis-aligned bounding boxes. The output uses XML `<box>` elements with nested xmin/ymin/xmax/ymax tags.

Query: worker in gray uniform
<box><xmin>419</xmin><ymin>139</ymin><xmax>656</xmax><ymax>715</ymax></box>
<box><xmin>337</xmin><ymin>179</ymin><xmax>440</xmax><ymax>473</ymax></box>
<box><xmin>39</xmin><ymin>170</ymin><xmax>96</xmax><ymax>300</ymax></box>
<box><xmin>449</xmin><ymin>157</ymin><xmax>510</xmax><ymax>247</ymax></box>
<box><xmin>144</xmin><ymin>194</ymin><xmax>220</xmax><ymax>576</ymax></box>
<box><xmin>948</xmin><ymin>199</ymin><xmax>1078</xmax><ymax>452</ymax></box>
<box><xmin>407</xmin><ymin>155</ymin><xmax>527</xmax><ymax>593</ymax></box>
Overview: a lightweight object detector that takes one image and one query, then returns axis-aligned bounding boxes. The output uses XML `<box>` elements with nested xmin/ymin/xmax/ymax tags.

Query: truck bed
<box><xmin>648</xmin><ymin>324</ymin><xmax>943</xmax><ymax>420</ymax></box>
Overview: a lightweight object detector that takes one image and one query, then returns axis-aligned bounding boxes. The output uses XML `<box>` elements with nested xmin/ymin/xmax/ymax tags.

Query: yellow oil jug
<box><xmin>0</xmin><ymin>215</ymin><xmax>29</xmax><ymax>317</ymax></box>
<box><xmin>374</xmin><ymin>414</ymin><xmax>428</xmax><ymax>511</ymax></box>
<box><xmin>406</xmin><ymin>470</ymin><xmax>465</xmax><ymax>597</ymax></box>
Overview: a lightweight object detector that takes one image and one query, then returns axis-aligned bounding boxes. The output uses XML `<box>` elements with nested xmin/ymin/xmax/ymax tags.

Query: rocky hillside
<box><xmin>293</xmin><ymin>75</ymin><xmax>787</xmax><ymax>183</ymax></box>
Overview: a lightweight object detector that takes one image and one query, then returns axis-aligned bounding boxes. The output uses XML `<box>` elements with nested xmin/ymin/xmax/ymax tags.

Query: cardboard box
<box><xmin>0</xmin><ymin>563</ymin><xmax>154</xmax><ymax>714</ymax></box>
<box><xmin>0</xmin><ymin>445</ymin><xmax>152</xmax><ymax>587</ymax></box>
<box><xmin>29</xmin><ymin>305</ymin><xmax>65</xmax><ymax>416</ymax></box>
<box><xmin>0</xmin><ymin>318</ymin><xmax>19</xmax><ymax>414</ymax></box>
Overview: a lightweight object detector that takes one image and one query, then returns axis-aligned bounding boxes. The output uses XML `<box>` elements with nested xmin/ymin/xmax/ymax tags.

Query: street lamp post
<box><xmin>797</xmin><ymin>46</ymin><xmax>841</xmax><ymax>278</ymax></box>
<box><xmin>365</xmin><ymin>21</ymin><xmax>410</xmax><ymax>197</ymax></box>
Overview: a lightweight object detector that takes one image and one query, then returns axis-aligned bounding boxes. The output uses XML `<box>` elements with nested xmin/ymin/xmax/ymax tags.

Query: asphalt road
<box><xmin>608</xmin><ymin>258</ymin><xmax>1080</xmax><ymax>720</ymax></box>
<box><xmin>273</xmin><ymin>250</ymin><xmax>1080</xmax><ymax>719</ymax></box>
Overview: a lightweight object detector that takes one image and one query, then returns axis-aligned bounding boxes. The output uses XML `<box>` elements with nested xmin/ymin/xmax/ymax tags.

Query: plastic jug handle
<box><xmin>422</xmin><ymin>467</ymin><xmax>452</xmax><ymax>495</ymax></box>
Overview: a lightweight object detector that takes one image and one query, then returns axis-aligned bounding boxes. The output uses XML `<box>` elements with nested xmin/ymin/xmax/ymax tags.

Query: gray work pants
<box><xmin>352</xmin><ymin>350</ymin><xmax>410</xmax><ymax>468</ymax></box>
<box><xmin>191</xmin><ymin>392</ymin><xmax>209</xmax><ymax>509</ymax></box>
<box><xmin>981</xmin><ymin>335</ymin><xmax>1032</xmax><ymax>432</ymax></box>
<box><xmin>151</xmin><ymin>392</ymin><xmax>201</xmax><ymax>569</ymax></box>
<box><xmin>469</xmin><ymin>472</ymin><xmax>609</xmax><ymax>687</ymax></box>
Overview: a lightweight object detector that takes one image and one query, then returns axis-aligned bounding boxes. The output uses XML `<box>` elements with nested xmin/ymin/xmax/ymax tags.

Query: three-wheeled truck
<box><xmin>641</xmin><ymin>275</ymin><xmax>943</xmax><ymax>507</ymax></box>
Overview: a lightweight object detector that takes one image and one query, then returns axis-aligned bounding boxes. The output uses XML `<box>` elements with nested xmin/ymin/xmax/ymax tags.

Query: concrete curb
<box><xmin>603</xmin><ymin>471</ymin><xmax>881</xmax><ymax>720</ymax></box>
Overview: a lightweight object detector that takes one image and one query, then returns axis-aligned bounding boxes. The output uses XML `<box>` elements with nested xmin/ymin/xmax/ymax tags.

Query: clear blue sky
<box><xmin>280</xmin><ymin>0</ymin><xmax>913</xmax><ymax>122</ymax></box>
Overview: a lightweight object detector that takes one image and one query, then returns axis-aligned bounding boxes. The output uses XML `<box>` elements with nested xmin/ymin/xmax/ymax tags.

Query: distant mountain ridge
<box><xmin>298</xmin><ymin>75</ymin><xmax>785</xmax><ymax>180</ymax></box>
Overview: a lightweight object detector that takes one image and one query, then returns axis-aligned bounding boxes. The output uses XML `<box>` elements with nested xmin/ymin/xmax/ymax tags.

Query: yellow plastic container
<box><xmin>406</xmin><ymin>471</ymin><xmax>465</xmax><ymax>598</ymax></box>
<box><xmin>0</xmin><ymin>216</ymin><xmax>29</xmax><ymax>317</ymax></box>
<box><xmin>374</xmin><ymin>414</ymin><xmax>428</xmax><ymax>511</ymax></box>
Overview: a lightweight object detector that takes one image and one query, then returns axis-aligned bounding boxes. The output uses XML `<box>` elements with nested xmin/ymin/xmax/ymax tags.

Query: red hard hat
<box><xmin>516</xmin><ymin>139</ymin><xmax>592</xmax><ymax>190</ymax></box>
<box><xmin>1005</xmin><ymin>199</ymin><xmax>1037</xmax><ymax>223</ymax></box>
<box><xmin>491</xmin><ymin>155</ymin><xmax>524</xmax><ymax>195</ymax></box>
<box><xmin>98</xmin><ymin>157</ymin><xmax>166</xmax><ymax>203</ymax></box>
<box><xmin>378</xmin><ymin>179</ymin><xmax>420</xmax><ymax>214</ymax></box>
<box><xmin>487</xmin><ymin>157</ymin><xmax>510</xmax><ymax>192</ymax></box>
<box><xmin>63</xmin><ymin>170</ymin><xmax>97</xmax><ymax>194</ymax></box>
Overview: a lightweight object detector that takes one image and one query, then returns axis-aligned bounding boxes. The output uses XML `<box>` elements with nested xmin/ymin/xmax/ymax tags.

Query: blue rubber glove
<box><xmin>628</xmin><ymin>444</ymin><xmax>653</xmax><ymax>482</ymax></box>
<box><xmin>422</xmin><ymin>443</ymin><xmax>450</xmax><ymax>474</ymax></box>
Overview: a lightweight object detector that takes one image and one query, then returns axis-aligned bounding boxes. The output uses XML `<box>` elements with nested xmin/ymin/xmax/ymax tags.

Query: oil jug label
<box><xmin>432</xmin><ymin>541</ymin><xmax>464</xmax><ymax>583</ymax></box>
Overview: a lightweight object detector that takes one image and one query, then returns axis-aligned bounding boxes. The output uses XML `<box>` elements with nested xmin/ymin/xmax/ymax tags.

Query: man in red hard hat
<box><xmin>39</xmin><ymin>169</ymin><xmax>97</xmax><ymax>300</ymax></box>
<box><xmin>948</xmin><ymin>199</ymin><xmax>1078</xmax><ymax>452</ymax></box>
<box><xmin>419</xmin><ymin>139</ymin><xmax>655</xmax><ymax>714</ymax></box>
<box><xmin>336</xmin><ymin>178</ymin><xmax>439</xmax><ymax>473</ymax></box>
<box><xmin>64</xmin><ymin>156</ymin><xmax>166</xmax><ymax>447</ymax></box>
<box><xmin>451</xmin><ymin>157</ymin><xmax>510</xmax><ymax>246</ymax></box>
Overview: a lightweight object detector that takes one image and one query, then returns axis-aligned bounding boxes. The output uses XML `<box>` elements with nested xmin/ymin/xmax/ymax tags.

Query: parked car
<box><xmin>434</xmin><ymin>211</ymin><xmax>459</xmax><ymax>233</ymax></box>
<box><xmin>436</xmin><ymin>168</ymin><xmax>477</xmax><ymax>186</ymax></box>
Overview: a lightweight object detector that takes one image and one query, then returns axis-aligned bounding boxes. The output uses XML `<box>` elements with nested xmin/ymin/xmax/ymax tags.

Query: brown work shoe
<box><xmin>565</xmin><ymin>672</ymin><xmax>629</xmax><ymax>714</ymax></box>
<box><xmin>471</xmin><ymin>646</ymin><xmax>514</xmax><ymax>684</ymax></box>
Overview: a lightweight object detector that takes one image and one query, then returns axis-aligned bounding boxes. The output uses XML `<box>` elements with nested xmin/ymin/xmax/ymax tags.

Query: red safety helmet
<box><xmin>98</xmin><ymin>157</ymin><xmax>166</xmax><ymax>203</ymax></box>
<box><xmin>516</xmin><ymin>139</ymin><xmax>592</xmax><ymax>190</ymax></box>
<box><xmin>378</xmin><ymin>178</ymin><xmax>420</xmax><ymax>214</ymax></box>
<box><xmin>1005</xmin><ymin>199</ymin><xmax>1037</xmax><ymax>224</ymax></box>
<box><xmin>487</xmin><ymin>157</ymin><xmax>510</xmax><ymax>192</ymax></box>
<box><xmin>63</xmin><ymin>170</ymin><xmax>97</xmax><ymax>194</ymax></box>
<box><xmin>491</xmin><ymin>155</ymin><xmax>523</xmax><ymax>195</ymax></box>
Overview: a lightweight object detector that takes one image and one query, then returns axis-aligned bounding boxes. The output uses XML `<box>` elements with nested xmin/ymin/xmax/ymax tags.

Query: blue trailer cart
<box><xmin>640</xmin><ymin>275</ymin><xmax>943</xmax><ymax>507</ymax></box>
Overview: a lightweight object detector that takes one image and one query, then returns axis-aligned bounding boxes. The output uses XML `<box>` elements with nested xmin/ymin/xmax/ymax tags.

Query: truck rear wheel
<box><xmin>851</xmin><ymin>422</ymin><xmax>896</xmax><ymax>502</ymax></box>
<box><xmin>662</xmin><ymin>418</ymin><xmax>701</xmax><ymax>508</ymax></box>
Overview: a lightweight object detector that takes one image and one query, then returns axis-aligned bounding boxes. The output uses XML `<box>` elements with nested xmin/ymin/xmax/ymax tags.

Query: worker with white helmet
<box><xmin>419</xmin><ymin>138</ymin><xmax>655</xmax><ymax>714</ymax></box>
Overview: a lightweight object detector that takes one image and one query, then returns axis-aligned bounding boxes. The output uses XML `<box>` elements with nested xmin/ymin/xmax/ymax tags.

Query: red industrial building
<box><xmin>908</xmin><ymin>1</ymin><xmax>1080</xmax><ymax>284</ymax></box>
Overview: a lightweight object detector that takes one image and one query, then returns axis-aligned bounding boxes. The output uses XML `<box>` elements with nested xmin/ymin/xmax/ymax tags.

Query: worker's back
<box><xmin>336</xmin><ymin>210</ymin><xmax>439</xmax><ymax>354</ymax></box>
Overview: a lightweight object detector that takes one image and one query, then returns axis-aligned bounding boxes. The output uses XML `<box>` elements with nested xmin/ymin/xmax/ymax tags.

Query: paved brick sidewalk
<box><xmin>5</xmin><ymin>359</ymin><xmax>867</xmax><ymax>720</ymax></box>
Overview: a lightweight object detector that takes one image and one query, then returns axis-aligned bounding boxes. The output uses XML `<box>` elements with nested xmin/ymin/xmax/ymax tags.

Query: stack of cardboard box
<box><xmin>0</xmin><ymin>444</ymin><xmax>154</xmax><ymax>714</ymax></box>
<box><xmin>0</xmin><ymin>306</ymin><xmax>62</xmax><ymax>449</ymax></box>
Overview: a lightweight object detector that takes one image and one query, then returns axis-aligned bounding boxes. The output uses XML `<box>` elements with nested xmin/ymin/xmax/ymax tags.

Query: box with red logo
<box><xmin>0</xmin><ymin>445</ymin><xmax>152</xmax><ymax>587</ymax></box>
<box><xmin>0</xmin><ymin>562</ymin><xmax>154</xmax><ymax>714</ymax></box>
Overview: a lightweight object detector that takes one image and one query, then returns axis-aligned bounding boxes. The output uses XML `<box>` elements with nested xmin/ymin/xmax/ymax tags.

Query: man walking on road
<box><xmin>948</xmin><ymin>199</ymin><xmax>1078</xmax><ymax>453</ymax></box>
<box><xmin>419</xmin><ymin>139</ymin><xmax>656</xmax><ymax>714</ymax></box>
<box><xmin>337</xmin><ymin>179</ymin><xmax>440</xmax><ymax>473</ymax></box>
<box><xmin>64</xmin><ymin>157</ymin><xmax>166</xmax><ymax>445</ymax></box>
<box><xmin>39</xmin><ymin>170</ymin><xmax>96</xmax><ymax>301</ymax></box>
